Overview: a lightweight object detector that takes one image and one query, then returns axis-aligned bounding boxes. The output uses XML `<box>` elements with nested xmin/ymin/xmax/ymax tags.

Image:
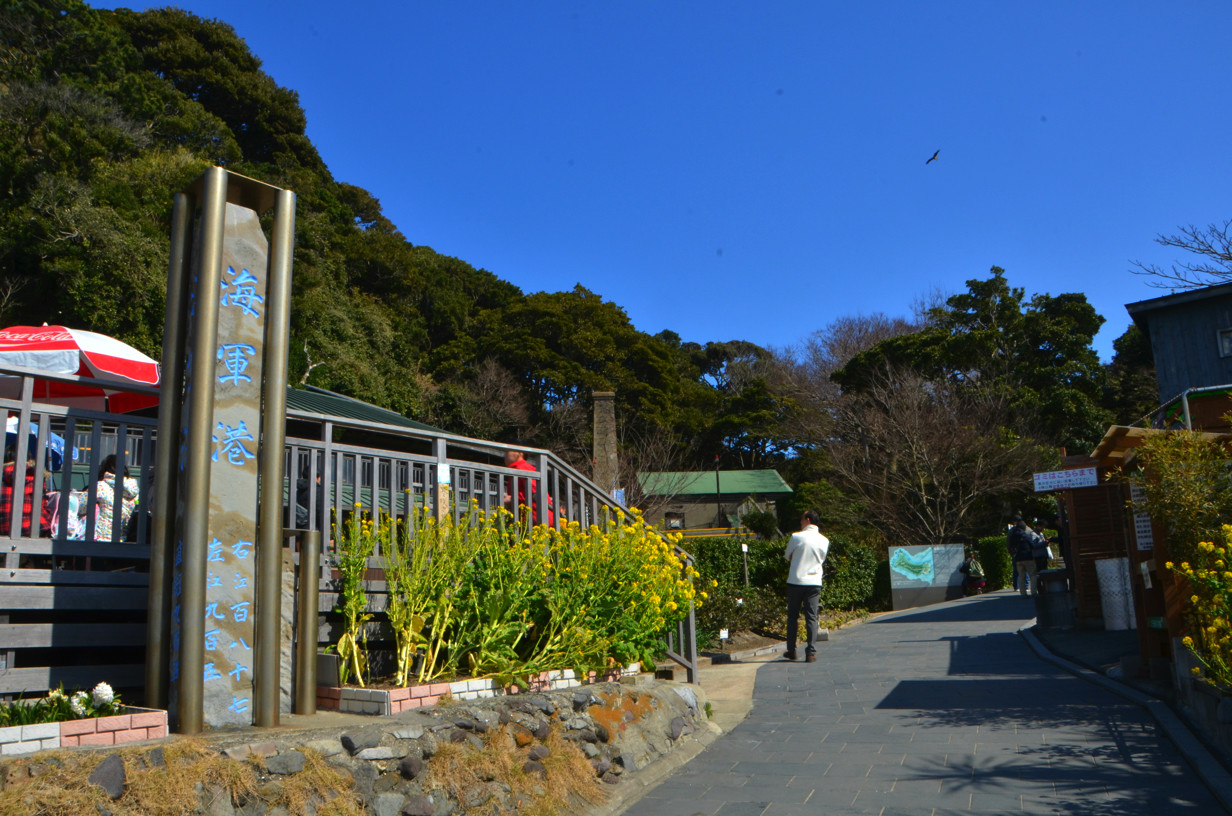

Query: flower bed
<box><xmin>317</xmin><ymin>665</ymin><xmax>634</xmax><ymax>716</ymax></box>
<box><xmin>0</xmin><ymin>707</ymin><xmax>167</xmax><ymax>754</ymax></box>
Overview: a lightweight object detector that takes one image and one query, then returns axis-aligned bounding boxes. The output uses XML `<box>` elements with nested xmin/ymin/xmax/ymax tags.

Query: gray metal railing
<box><xmin>0</xmin><ymin>365</ymin><xmax>698</xmax><ymax>696</ymax></box>
<box><xmin>282</xmin><ymin>408</ymin><xmax>698</xmax><ymax>682</ymax></box>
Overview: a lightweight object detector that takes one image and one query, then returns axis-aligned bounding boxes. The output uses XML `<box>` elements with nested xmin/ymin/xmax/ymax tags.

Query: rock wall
<box><xmin>0</xmin><ymin>678</ymin><xmax>715</xmax><ymax>815</ymax></box>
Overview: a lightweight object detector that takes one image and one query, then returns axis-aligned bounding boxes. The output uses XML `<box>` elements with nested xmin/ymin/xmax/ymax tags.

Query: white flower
<box><xmin>70</xmin><ymin>691</ymin><xmax>89</xmax><ymax>717</ymax></box>
<box><xmin>91</xmin><ymin>682</ymin><xmax>115</xmax><ymax>707</ymax></box>
<box><xmin>48</xmin><ymin>688</ymin><xmax>66</xmax><ymax>702</ymax></box>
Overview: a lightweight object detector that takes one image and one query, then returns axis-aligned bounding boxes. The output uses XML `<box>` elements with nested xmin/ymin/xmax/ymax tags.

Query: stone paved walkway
<box><xmin>627</xmin><ymin>591</ymin><xmax>1224</xmax><ymax>815</ymax></box>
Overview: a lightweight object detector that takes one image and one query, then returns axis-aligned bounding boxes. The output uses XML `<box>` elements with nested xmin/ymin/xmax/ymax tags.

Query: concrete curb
<box><xmin>1021</xmin><ymin>623</ymin><xmax>1232</xmax><ymax>816</ymax></box>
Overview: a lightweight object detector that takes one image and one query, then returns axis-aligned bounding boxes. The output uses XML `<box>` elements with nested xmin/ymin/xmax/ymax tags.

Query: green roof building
<box><xmin>635</xmin><ymin>469</ymin><xmax>792</xmax><ymax>534</ymax></box>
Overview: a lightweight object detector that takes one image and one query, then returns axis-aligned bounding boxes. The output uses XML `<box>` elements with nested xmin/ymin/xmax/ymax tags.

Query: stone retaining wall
<box><xmin>0</xmin><ymin>680</ymin><xmax>711</xmax><ymax>815</ymax></box>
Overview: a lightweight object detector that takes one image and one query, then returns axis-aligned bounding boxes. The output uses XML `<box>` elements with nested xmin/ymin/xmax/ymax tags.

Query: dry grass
<box><xmin>0</xmin><ymin>740</ymin><xmax>360</xmax><ymax>816</ymax></box>
<box><xmin>424</xmin><ymin>722</ymin><xmax>605</xmax><ymax>816</ymax></box>
<box><xmin>0</xmin><ymin>748</ymin><xmax>107</xmax><ymax>816</ymax></box>
<box><xmin>269</xmin><ymin>748</ymin><xmax>362</xmax><ymax>816</ymax></box>
<box><xmin>123</xmin><ymin>739</ymin><xmax>259</xmax><ymax>815</ymax></box>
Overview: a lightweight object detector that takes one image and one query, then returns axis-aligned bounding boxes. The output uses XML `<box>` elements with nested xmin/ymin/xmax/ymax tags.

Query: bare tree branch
<box><xmin>826</xmin><ymin>364</ymin><xmax>1047</xmax><ymax>546</ymax></box>
<box><xmin>299</xmin><ymin>340</ymin><xmax>325</xmax><ymax>384</ymax></box>
<box><xmin>1131</xmin><ymin>220</ymin><xmax>1232</xmax><ymax>289</ymax></box>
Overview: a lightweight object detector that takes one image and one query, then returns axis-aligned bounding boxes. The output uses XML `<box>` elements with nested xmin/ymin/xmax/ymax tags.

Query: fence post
<box><xmin>294</xmin><ymin>529</ymin><xmax>321</xmax><ymax>715</ymax></box>
<box><xmin>434</xmin><ymin>438</ymin><xmax>450</xmax><ymax>523</ymax></box>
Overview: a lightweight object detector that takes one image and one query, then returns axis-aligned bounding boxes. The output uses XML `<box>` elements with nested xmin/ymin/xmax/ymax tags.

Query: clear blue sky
<box><xmin>108</xmin><ymin>1</ymin><xmax>1232</xmax><ymax>361</ymax></box>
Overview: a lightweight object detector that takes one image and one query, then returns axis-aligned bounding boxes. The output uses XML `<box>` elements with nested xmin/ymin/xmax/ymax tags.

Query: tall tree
<box><xmin>1103</xmin><ymin>324</ymin><xmax>1159</xmax><ymax>424</ymax></box>
<box><xmin>836</xmin><ymin>268</ymin><xmax>1111</xmax><ymax>453</ymax></box>
<box><xmin>826</xmin><ymin>365</ymin><xmax>1049</xmax><ymax>546</ymax></box>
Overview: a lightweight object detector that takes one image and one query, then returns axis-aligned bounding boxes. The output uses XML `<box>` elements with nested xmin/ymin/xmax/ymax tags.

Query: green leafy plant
<box><xmin>740</xmin><ymin>508</ymin><xmax>780</xmax><ymax>540</ymax></box>
<box><xmin>977</xmin><ymin>535</ymin><xmax>1014</xmax><ymax>591</ymax></box>
<box><xmin>818</xmin><ymin>539</ymin><xmax>878</xmax><ymax>610</ymax></box>
<box><xmin>1171</xmin><ymin>529</ymin><xmax>1232</xmax><ymax>688</ymax></box>
<box><xmin>0</xmin><ymin>682</ymin><xmax>123</xmax><ymax>727</ymax></box>
<box><xmin>382</xmin><ymin>505</ymin><xmax>431</xmax><ymax>688</ymax></box>
<box><xmin>1126</xmin><ymin>428</ymin><xmax>1232</xmax><ymax>688</ymax></box>
<box><xmin>333</xmin><ymin>507</ymin><xmax>375</xmax><ymax>686</ymax></box>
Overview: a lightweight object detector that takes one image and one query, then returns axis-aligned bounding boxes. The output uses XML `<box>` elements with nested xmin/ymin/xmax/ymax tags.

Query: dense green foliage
<box><xmin>818</xmin><ymin>539</ymin><xmax>879</xmax><ymax>610</ymax></box>
<box><xmin>835</xmin><ymin>268</ymin><xmax>1111</xmax><ymax>454</ymax></box>
<box><xmin>1</xmin><ymin>2</ymin><xmax>1159</xmax><ymax>558</ymax></box>
<box><xmin>976</xmin><ymin>535</ymin><xmax>1014</xmax><ymax>591</ymax></box>
<box><xmin>686</xmin><ymin>535</ymin><xmax>878</xmax><ymax>646</ymax></box>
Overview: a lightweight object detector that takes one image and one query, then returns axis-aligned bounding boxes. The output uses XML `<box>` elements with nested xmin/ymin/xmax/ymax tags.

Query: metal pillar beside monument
<box><xmin>147</xmin><ymin>168</ymin><xmax>296</xmax><ymax>732</ymax></box>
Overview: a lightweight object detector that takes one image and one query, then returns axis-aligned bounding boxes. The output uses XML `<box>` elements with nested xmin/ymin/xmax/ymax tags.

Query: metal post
<box><xmin>294</xmin><ymin>530</ymin><xmax>320</xmax><ymax>715</ymax></box>
<box><xmin>254</xmin><ymin>188</ymin><xmax>296</xmax><ymax>727</ymax></box>
<box><xmin>178</xmin><ymin>167</ymin><xmax>229</xmax><ymax>734</ymax></box>
<box><xmin>434</xmin><ymin>438</ymin><xmax>449</xmax><ymax>523</ymax></box>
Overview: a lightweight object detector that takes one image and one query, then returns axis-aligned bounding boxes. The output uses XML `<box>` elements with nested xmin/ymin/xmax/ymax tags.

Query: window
<box><xmin>1220</xmin><ymin>328</ymin><xmax>1232</xmax><ymax>358</ymax></box>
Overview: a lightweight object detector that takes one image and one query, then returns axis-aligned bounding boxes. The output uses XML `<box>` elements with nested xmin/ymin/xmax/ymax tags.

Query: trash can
<box><xmin>1035</xmin><ymin>569</ymin><xmax>1074</xmax><ymax>629</ymax></box>
<box><xmin>1095</xmin><ymin>557</ymin><xmax>1137</xmax><ymax>631</ymax></box>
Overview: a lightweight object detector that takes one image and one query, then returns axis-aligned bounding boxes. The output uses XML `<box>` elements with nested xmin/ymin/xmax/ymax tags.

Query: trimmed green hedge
<box><xmin>685</xmin><ymin>535</ymin><xmax>879</xmax><ymax>646</ymax></box>
<box><xmin>818</xmin><ymin>539</ymin><xmax>878</xmax><ymax>610</ymax></box>
<box><xmin>976</xmin><ymin>535</ymin><xmax>1013</xmax><ymax>591</ymax></box>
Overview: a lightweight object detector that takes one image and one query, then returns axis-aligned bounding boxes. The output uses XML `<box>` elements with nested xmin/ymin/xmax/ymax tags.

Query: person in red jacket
<box><xmin>0</xmin><ymin>445</ymin><xmax>51</xmax><ymax>538</ymax></box>
<box><xmin>503</xmin><ymin>450</ymin><xmax>553</xmax><ymax>526</ymax></box>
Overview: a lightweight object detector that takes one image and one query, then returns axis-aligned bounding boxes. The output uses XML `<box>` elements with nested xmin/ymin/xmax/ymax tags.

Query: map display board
<box><xmin>888</xmin><ymin>544</ymin><xmax>966</xmax><ymax>609</ymax></box>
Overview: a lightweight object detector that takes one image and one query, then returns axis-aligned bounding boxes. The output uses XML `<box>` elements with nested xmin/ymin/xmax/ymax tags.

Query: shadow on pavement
<box><xmin>869</xmin><ymin>592</ymin><xmax>1035</xmax><ymax>624</ymax></box>
<box><xmin>878</xmin><ymin>696</ymin><xmax>1216</xmax><ymax>815</ymax></box>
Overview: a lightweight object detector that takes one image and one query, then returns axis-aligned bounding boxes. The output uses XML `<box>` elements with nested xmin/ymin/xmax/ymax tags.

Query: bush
<box><xmin>977</xmin><ymin>535</ymin><xmax>1013</xmax><ymax>591</ymax></box>
<box><xmin>818</xmin><ymin>539</ymin><xmax>878</xmax><ymax>610</ymax></box>
<box><xmin>693</xmin><ymin>583</ymin><xmax>785</xmax><ymax>648</ymax></box>
<box><xmin>741</xmin><ymin>509</ymin><xmax>780</xmax><ymax>539</ymax></box>
<box><xmin>684</xmin><ymin>536</ymin><xmax>786</xmax><ymax>589</ymax></box>
<box><xmin>686</xmin><ymin>534</ymin><xmax>878</xmax><ymax>646</ymax></box>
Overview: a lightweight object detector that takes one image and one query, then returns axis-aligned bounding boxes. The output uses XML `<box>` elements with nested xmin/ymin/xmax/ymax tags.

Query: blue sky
<box><xmin>107</xmin><ymin>2</ymin><xmax>1232</xmax><ymax>361</ymax></box>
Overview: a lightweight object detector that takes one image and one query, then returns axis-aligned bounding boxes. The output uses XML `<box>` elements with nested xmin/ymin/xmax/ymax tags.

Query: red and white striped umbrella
<box><xmin>0</xmin><ymin>325</ymin><xmax>160</xmax><ymax>412</ymax></box>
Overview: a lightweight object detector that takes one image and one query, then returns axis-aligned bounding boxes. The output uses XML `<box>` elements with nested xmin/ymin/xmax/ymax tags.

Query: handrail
<box><xmin>286</xmin><ymin>409</ymin><xmax>699</xmax><ymax>682</ymax></box>
<box><xmin>0</xmin><ymin>365</ymin><xmax>698</xmax><ymax>685</ymax></box>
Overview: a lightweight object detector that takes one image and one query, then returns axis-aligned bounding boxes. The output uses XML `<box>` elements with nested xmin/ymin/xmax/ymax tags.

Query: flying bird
<box><xmin>926</xmin><ymin>150</ymin><xmax>940</xmax><ymax>165</ymax></box>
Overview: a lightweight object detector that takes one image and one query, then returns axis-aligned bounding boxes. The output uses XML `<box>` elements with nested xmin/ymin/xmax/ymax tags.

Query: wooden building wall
<box><xmin>1137</xmin><ymin>291</ymin><xmax>1232</xmax><ymax>404</ymax></box>
<box><xmin>1061</xmin><ymin>475</ymin><xmax>1133</xmax><ymax>624</ymax></box>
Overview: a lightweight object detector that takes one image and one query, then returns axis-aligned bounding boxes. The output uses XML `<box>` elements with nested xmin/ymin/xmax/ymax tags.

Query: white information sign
<box><xmin>1033</xmin><ymin>467</ymin><xmax>1098</xmax><ymax>492</ymax></box>
<box><xmin>1130</xmin><ymin>484</ymin><xmax>1154</xmax><ymax>551</ymax></box>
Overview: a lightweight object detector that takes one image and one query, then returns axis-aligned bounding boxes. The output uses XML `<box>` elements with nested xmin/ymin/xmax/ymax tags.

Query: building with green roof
<box><xmin>636</xmin><ymin>469</ymin><xmax>792</xmax><ymax>533</ymax></box>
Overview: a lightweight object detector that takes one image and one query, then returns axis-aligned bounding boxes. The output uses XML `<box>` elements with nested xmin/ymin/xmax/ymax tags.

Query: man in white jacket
<box><xmin>784</xmin><ymin>510</ymin><xmax>830</xmax><ymax>663</ymax></box>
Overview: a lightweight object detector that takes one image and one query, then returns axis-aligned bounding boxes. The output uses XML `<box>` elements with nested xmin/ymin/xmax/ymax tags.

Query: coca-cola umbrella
<box><xmin>0</xmin><ymin>325</ymin><xmax>160</xmax><ymax>413</ymax></box>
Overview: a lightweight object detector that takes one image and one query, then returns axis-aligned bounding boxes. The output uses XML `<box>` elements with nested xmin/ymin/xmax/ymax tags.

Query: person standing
<box><xmin>1008</xmin><ymin>515</ymin><xmax>1038</xmax><ymax>597</ymax></box>
<box><xmin>784</xmin><ymin>510</ymin><xmax>829</xmax><ymax>663</ymax></box>
<box><xmin>502</xmin><ymin>450</ymin><xmax>554</xmax><ymax>526</ymax></box>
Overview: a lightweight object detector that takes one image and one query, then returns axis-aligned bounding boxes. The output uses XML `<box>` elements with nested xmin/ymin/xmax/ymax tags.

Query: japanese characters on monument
<box><xmin>198</xmin><ymin>204</ymin><xmax>267</xmax><ymax>725</ymax></box>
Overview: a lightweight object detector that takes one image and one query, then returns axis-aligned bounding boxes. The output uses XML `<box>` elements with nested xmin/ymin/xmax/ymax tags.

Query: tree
<box><xmin>826</xmin><ymin>365</ymin><xmax>1050</xmax><ymax>547</ymax></box>
<box><xmin>835</xmin><ymin>268</ymin><xmax>1111</xmax><ymax>454</ymax></box>
<box><xmin>771</xmin><ymin>313</ymin><xmax>920</xmax><ymax>450</ymax></box>
<box><xmin>1131</xmin><ymin>220</ymin><xmax>1232</xmax><ymax>289</ymax></box>
<box><xmin>1104</xmin><ymin>324</ymin><xmax>1159</xmax><ymax>424</ymax></box>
